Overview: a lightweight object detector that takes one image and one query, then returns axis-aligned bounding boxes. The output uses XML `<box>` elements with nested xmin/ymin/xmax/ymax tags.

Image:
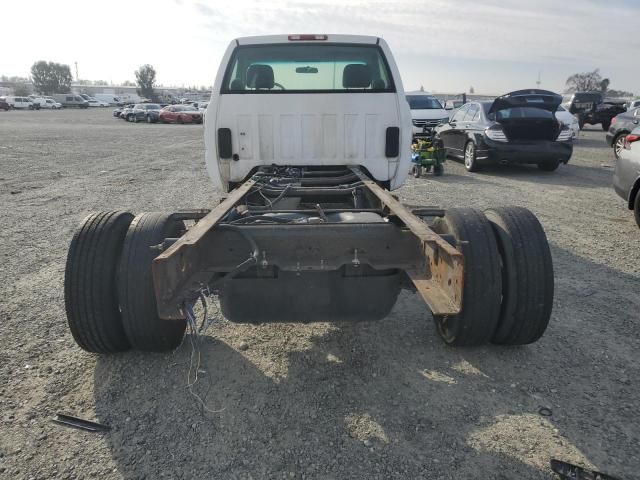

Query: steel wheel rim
<box><xmin>615</xmin><ymin>135</ymin><xmax>626</xmax><ymax>158</ymax></box>
<box><xmin>465</xmin><ymin>143</ymin><xmax>474</xmax><ymax>168</ymax></box>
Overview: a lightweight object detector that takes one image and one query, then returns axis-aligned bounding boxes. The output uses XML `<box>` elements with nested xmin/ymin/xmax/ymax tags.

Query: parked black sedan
<box><xmin>434</xmin><ymin>90</ymin><xmax>573</xmax><ymax>172</ymax></box>
<box><xmin>606</xmin><ymin>108</ymin><xmax>640</xmax><ymax>159</ymax></box>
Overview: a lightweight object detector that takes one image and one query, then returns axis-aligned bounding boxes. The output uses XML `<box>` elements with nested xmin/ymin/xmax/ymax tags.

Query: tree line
<box><xmin>3</xmin><ymin>60</ymin><xmax>159</xmax><ymax>99</ymax></box>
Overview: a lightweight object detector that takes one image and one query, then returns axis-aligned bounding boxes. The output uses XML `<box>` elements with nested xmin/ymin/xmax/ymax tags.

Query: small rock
<box><xmin>363</xmin><ymin>439</ymin><xmax>372</xmax><ymax>447</ymax></box>
<box><xmin>238</xmin><ymin>341</ymin><xmax>249</xmax><ymax>351</ymax></box>
<box><xmin>10</xmin><ymin>190</ymin><xmax>22</xmax><ymax>195</ymax></box>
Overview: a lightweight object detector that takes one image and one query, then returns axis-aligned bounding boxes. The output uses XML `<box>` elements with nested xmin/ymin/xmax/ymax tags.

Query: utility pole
<box><xmin>536</xmin><ymin>70</ymin><xmax>541</xmax><ymax>88</ymax></box>
<box><xmin>75</xmin><ymin>62</ymin><xmax>79</xmax><ymax>82</ymax></box>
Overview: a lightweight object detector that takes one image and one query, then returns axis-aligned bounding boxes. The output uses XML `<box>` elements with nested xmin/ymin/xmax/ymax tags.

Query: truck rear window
<box><xmin>222</xmin><ymin>44</ymin><xmax>395</xmax><ymax>93</ymax></box>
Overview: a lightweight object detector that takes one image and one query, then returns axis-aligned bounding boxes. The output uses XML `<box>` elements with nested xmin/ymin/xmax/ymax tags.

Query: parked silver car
<box><xmin>613</xmin><ymin>126</ymin><xmax>640</xmax><ymax>228</ymax></box>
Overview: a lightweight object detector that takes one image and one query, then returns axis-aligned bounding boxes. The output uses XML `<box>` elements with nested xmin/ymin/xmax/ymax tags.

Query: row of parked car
<box><xmin>407</xmin><ymin>89</ymin><xmax>577</xmax><ymax>172</ymax></box>
<box><xmin>405</xmin><ymin>89</ymin><xmax>639</xmax><ymax>227</ymax></box>
<box><xmin>112</xmin><ymin>102</ymin><xmax>207</xmax><ymax>124</ymax></box>
<box><xmin>0</xmin><ymin>93</ymin><xmax>112</xmax><ymax>110</ymax></box>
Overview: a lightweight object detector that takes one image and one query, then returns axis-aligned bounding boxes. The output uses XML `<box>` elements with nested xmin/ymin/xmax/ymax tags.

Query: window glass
<box><xmin>452</xmin><ymin>105</ymin><xmax>469</xmax><ymax>122</ymax></box>
<box><xmin>495</xmin><ymin>107</ymin><xmax>554</xmax><ymax>120</ymax></box>
<box><xmin>223</xmin><ymin>43</ymin><xmax>394</xmax><ymax>93</ymax></box>
<box><xmin>406</xmin><ymin>95</ymin><xmax>442</xmax><ymax>110</ymax></box>
<box><xmin>66</xmin><ymin>97</ymin><xmax>73</xmax><ymax>101</ymax></box>
<box><xmin>464</xmin><ymin>104</ymin><xmax>479</xmax><ymax>121</ymax></box>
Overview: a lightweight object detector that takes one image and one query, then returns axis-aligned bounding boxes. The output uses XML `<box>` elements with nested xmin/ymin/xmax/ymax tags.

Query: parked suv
<box><xmin>606</xmin><ymin>108</ymin><xmax>640</xmax><ymax>159</ymax></box>
<box><xmin>128</xmin><ymin>103</ymin><xmax>162</xmax><ymax>122</ymax></box>
<box><xmin>566</xmin><ymin>92</ymin><xmax>626</xmax><ymax>130</ymax></box>
<box><xmin>405</xmin><ymin>91</ymin><xmax>449</xmax><ymax>138</ymax></box>
<box><xmin>435</xmin><ymin>90</ymin><xmax>573</xmax><ymax>172</ymax></box>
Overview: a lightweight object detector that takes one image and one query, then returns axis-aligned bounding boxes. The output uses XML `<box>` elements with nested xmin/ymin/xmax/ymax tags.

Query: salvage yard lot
<box><xmin>0</xmin><ymin>108</ymin><xmax>638</xmax><ymax>479</ymax></box>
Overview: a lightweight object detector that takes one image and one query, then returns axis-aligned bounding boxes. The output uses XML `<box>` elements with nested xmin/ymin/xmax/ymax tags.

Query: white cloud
<box><xmin>1</xmin><ymin>0</ymin><xmax>637</xmax><ymax>94</ymax></box>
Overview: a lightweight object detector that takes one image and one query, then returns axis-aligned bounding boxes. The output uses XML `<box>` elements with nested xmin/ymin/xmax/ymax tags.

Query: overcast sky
<box><xmin>1</xmin><ymin>0</ymin><xmax>638</xmax><ymax>95</ymax></box>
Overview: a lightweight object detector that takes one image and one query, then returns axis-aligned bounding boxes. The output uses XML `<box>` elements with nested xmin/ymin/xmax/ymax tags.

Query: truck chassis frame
<box><xmin>65</xmin><ymin>165</ymin><xmax>554</xmax><ymax>352</ymax></box>
<box><xmin>152</xmin><ymin>166</ymin><xmax>463</xmax><ymax>321</ymax></box>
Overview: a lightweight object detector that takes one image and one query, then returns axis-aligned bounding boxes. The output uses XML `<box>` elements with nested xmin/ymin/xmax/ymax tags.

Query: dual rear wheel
<box><xmin>65</xmin><ymin>211</ymin><xmax>186</xmax><ymax>353</ymax></box>
<box><xmin>65</xmin><ymin>206</ymin><xmax>554</xmax><ymax>353</ymax></box>
<box><xmin>431</xmin><ymin>206</ymin><xmax>553</xmax><ymax>346</ymax></box>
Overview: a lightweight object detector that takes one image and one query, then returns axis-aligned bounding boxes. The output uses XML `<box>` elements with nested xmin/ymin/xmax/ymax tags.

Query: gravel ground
<box><xmin>0</xmin><ymin>108</ymin><xmax>638</xmax><ymax>480</ymax></box>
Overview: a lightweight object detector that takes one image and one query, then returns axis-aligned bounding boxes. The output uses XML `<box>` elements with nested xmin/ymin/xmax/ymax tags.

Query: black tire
<box><xmin>601</xmin><ymin>121</ymin><xmax>610</xmax><ymax>131</ymax></box>
<box><xmin>434</xmin><ymin>163</ymin><xmax>444</xmax><ymax>176</ymax></box>
<box><xmin>613</xmin><ymin>133</ymin><xmax>627</xmax><ymax>160</ymax></box>
<box><xmin>485</xmin><ymin>207</ymin><xmax>554</xmax><ymax>345</ymax></box>
<box><xmin>463</xmin><ymin>140</ymin><xmax>479</xmax><ymax>172</ymax></box>
<box><xmin>118</xmin><ymin>213</ymin><xmax>187</xmax><ymax>352</ymax></box>
<box><xmin>65</xmin><ymin>211</ymin><xmax>134</xmax><ymax>353</ymax></box>
<box><xmin>431</xmin><ymin>208</ymin><xmax>502</xmax><ymax>346</ymax></box>
<box><xmin>146</xmin><ymin>114</ymin><xmax>153</xmax><ymax>124</ymax></box>
<box><xmin>537</xmin><ymin>160</ymin><xmax>560</xmax><ymax>172</ymax></box>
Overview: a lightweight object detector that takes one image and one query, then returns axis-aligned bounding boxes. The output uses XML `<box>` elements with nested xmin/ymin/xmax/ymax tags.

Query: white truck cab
<box><xmin>405</xmin><ymin>91</ymin><xmax>449</xmax><ymax>137</ymax></box>
<box><xmin>205</xmin><ymin>34</ymin><xmax>412</xmax><ymax>192</ymax></box>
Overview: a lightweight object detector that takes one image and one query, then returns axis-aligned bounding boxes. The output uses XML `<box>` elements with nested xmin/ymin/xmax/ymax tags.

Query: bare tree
<box><xmin>565</xmin><ymin>69</ymin><xmax>604</xmax><ymax>93</ymax></box>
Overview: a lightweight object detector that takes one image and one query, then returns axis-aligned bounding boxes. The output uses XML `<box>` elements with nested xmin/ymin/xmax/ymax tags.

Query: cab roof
<box><xmin>236</xmin><ymin>34</ymin><xmax>380</xmax><ymax>45</ymax></box>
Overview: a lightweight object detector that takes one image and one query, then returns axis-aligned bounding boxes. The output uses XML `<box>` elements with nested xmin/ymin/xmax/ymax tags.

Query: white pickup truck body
<box><xmin>205</xmin><ymin>34</ymin><xmax>412</xmax><ymax>191</ymax></box>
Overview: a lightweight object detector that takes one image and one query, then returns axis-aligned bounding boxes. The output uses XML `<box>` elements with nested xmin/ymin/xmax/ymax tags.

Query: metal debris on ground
<box><xmin>51</xmin><ymin>413</ymin><xmax>111</xmax><ymax>433</ymax></box>
<box><xmin>538</xmin><ymin>407</ymin><xmax>553</xmax><ymax>417</ymax></box>
<box><xmin>550</xmin><ymin>459</ymin><xmax>623</xmax><ymax>480</ymax></box>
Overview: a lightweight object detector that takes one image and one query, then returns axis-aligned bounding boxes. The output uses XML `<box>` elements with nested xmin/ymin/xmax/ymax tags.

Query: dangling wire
<box><xmin>183</xmin><ymin>292</ymin><xmax>225</xmax><ymax>414</ymax></box>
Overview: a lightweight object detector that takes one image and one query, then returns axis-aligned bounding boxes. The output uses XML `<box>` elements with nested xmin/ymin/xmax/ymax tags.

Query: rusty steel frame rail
<box><xmin>152</xmin><ymin>168</ymin><xmax>464</xmax><ymax>320</ymax></box>
<box><xmin>152</xmin><ymin>178</ymin><xmax>257</xmax><ymax>319</ymax></box>
<box><xmin>350</xmin><ymin>167</ymin><xmax>464</xmax><ymax>315</ymax></box>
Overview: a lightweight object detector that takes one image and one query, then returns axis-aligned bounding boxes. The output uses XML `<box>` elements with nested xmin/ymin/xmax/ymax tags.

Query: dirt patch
<box><xmin>0</xmin><ymin>110</ymin><xmax>638</xmax><ymax>479</ymax></box>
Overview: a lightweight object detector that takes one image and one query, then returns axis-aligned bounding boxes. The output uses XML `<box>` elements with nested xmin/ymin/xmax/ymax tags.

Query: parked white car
<box><xmin>87</xmin><ymin>98</ymin><xmax>109</xmax><ymax>107</ymax></box>
<box><xmin>43</xmin><ymin>98</ymin><xmax>62</xmax><ymax>109</ymax></box>
<box><xmin>405</xmin><ymin>91</ymin><xmax>449</xmax><ymax>138</ymax></box>
<box><xmin>93</xmin><ymin>94</ymin><xmax>122</xmax><ymax>106</ymax></box>
<box><xmin>5</xmin><ymin>96</ymin><xmax>36</xmax><ymax>109</ymax></box>
<box><xmin>555</xmin><ymin>104</ymin><xmax>580</xmax><ymax>139</ymax></box>
<box><xmin>28</xmin><ymin>96</ymin><xmax>48</xmax><ymax>108</ymax></box>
